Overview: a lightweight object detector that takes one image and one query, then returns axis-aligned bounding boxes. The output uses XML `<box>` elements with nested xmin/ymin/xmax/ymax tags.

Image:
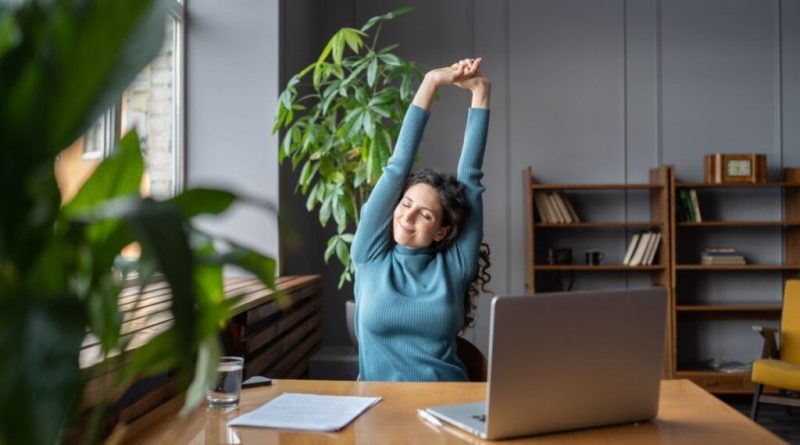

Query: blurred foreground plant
<box><xmin>0</xmin><ymin>1</ymin><xmax>276</xmax><ymax>443</ymax></box>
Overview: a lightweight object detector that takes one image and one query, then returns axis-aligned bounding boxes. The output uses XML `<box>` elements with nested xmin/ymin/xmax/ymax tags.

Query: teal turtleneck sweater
<box><xmin>351</xmin><ymin>104</ymin><xmax>489</xmax><ymax>381</ymax></box>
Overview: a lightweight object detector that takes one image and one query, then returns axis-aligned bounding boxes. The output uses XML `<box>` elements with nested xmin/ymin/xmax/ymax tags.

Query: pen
<box><xmin>417</xmin><ymin>409</ymin><xmax>443</xmax><ymax>428</ymax></box>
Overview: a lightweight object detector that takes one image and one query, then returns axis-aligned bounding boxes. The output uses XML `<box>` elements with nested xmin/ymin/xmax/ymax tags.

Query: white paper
<box><xmin>228</xmin><ymin>392</ymin><xmax>381</xmax><ymax>432</ymax></box>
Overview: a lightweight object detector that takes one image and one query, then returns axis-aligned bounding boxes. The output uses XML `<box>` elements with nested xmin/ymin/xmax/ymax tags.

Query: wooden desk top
<box><xmin>120</xmin><ymin>379</ymin><xmax>785</xmax><ymax>445</ymax></box>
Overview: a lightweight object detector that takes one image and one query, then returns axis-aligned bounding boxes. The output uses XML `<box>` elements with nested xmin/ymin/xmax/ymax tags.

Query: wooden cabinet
<box><xmin>670</xmin><ymin>168</ymin><xmax>800</xmax><ymax>393</ymax></box>
<box><xmin>523</xmin><ymin>166</ymin><xmax>673</xmax><ymax>377</ymax></box>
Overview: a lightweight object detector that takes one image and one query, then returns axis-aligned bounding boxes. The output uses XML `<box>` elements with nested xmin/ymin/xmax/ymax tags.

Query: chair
<box><xmin>750</xmin><ymin>280</ymin><xmax>800</xmax><ymax>420</ymax></box>
<box><xmin>345</xmin><ymin>300</ymin><xmax>488</xmax><ymax>381</ymax></box>
<box><xmin>455</xmin><ymin>336</ymin><xmax>488</xmax><ymax>382</ymax></box>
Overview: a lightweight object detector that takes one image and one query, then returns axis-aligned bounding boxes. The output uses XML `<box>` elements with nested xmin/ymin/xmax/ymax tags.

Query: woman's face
<box><xmin>393</xmin><ymin>183</ymin><xmax>449</xmax><ymax>249</ymax></box>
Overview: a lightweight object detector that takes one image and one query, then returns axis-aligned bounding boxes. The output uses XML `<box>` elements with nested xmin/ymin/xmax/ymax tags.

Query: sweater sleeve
<box><xmin>447</xmin><ymin>108</ymin><xmax>490</xmax><ymax>279</ymax></box>
<box><xmin>351</xmin><ymin>105</ymin><xmax>431</xmax><ymax>264</ymax></box>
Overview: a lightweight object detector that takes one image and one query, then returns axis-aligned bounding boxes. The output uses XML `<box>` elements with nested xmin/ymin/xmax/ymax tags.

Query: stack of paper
<box><xmin>228</xmin><ymin>393</ymin><xmax>382</xmax><ymax>432</ymax></box>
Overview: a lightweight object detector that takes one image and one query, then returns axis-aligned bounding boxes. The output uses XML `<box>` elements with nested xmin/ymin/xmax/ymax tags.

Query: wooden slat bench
<box><xmin>77</xmin><ymin>274</ymin><xmax>322</xmax><ymax>432</ymax></box>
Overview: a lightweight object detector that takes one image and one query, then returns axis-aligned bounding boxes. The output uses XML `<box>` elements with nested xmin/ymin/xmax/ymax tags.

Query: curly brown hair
<box><xmin>397</xmin><ymin>168</ymin><xmax>492</xmax><ymax>332</ymax></box>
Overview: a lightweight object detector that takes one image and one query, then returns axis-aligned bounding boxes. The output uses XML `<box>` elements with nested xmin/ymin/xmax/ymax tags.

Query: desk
<box><xmin>120</xmin><ymin>379</ymin><xmax>786</xmax><ymax>444</ymax></box>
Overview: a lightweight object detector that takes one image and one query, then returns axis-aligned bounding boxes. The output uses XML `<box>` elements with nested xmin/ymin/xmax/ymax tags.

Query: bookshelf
<box><xmin>523</xmin><ymin>165</ymin><xmax>673</xmax><ymax>376</ymax></box>
<box><xmin>524</xmin><ymin>165</ymin><xmax>672</xmax><ymax>293</ymax></box>
<box><xmin>670</xmin><ymin>167</ymin><xmax>800</xmax><ymax>393</ymax></box>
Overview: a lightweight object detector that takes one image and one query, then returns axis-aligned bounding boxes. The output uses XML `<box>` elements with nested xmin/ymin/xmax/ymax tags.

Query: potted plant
<box><xmin>274</xmin><ymin>7</ymin><xmax>423</xmax><ymax>287</ymax></box>
<box><xmin>0</xmin><ymin>1</ymin><xmax>276</xmax><ymax>443</ymax></box>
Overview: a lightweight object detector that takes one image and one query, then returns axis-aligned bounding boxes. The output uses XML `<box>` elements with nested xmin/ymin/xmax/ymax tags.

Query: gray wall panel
<box><xmin>660</xmin><ymin>0</ymin><xmax>780</xmax><ymax>181</ymax></box>
<box><xmin>187</xmin><ymin>0</ymin><xmax>280</xmax><ymax>259</ymax></box>
<box><xmin>783</xmin><ymin>0</ymin><xmax>800</xmax><ymax>166</ymax></box>
<box><xmin>625</xmin><ymin>0</ymin><xmax>659</xmax><ymax>182</ymax></box>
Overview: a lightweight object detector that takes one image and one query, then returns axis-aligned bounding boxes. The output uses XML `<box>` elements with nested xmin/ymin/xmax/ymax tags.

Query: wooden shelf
<box><xmin>676</xmin><ymin>264</ymin><xmax>800</xmax><ymax>271</ymax></box>
<box><xmin>531</xmin><ymin>183</ymin><xmax>661</xmax><ymax>191</ymax></box>
<box><xmin>678</xmin><ymin>221</ymin><xmax>800</xmax><ymax>227</ymax></box>
<box><xmin>535</xmin><ymin>222</ymin><xmax>663</xmax><ymax>229</ymax></box>
<box><xmin>676</xmin><ymin>303</ymin><xmax>781</xmax><ymax>312</ymax></box>
<box><xmin>534</xmin><ymin>265</ymin><xmax>665</xmax><ymax>271</ymax></box>
<box><xmin>676</xmin><ymin>181</ymin><xmax>799</xmax><ymax>189</ymax></box>
<box><xmin>670</xmin><ymin>168</ymin><xmax>800</xmax><ymax>393</ymax></box>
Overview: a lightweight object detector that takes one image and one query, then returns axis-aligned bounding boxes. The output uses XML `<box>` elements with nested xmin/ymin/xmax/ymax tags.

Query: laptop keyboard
<box><xmin>472</xmin><ymin>414</ymin><xmax>487</xmax><ymax>423</ymax></box>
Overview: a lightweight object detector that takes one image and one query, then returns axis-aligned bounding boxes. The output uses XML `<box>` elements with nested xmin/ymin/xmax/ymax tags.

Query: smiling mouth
<box><xmin>397</xmin><ymin>221</ymin><xmax>414</xmax><ymax>234</ymax></box>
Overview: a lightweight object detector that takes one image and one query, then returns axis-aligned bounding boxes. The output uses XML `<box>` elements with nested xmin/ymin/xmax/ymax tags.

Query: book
<box><xmin>640</xmin><ymin>232</ymin><xmax>657</xmax><ymax>265</ymax></box>
<box><xmin>628</xmin><ymin>232</ymin><xmax>653</xmax><ymax>266</ymax></box>
<box><xmin>534</xmin><ymin>192</ymin><xmax>553</xmax><ymax>223</ymax></box>
<box><xmin>559</xmin><ymin>192</ymin><xmax>581</xmax><ymax>222</ymax></box>
<box><xmin>679</xmin><ymin>189</ymin><xmax>695</xmax><ymax>222</ymax></box>
<box><xmin>644</xmin><ymin>232</ymin><xmax>662</xmax><ymax>265</ymax></box>
<box><xmin>689</xmin><ymin>189</ymin><xmax>702</xmax><ymax>222</ymax></box>
<box><xmin>550</xmin><ymin>192</ymin><xmax>572</xmax><ymax>223</ymax></box>
<box><xmin>543</xmin><ymin>193</ymin><xmax>563</xmax><ymax>223</ymax></box>
<box><xmin>675</xmin><ymin>194</ymin><xmax>689</xmax><ymax>222</ymax></box>
<box><xmin>701</xmin><ymin>256</ymin><xmax>746</xmax><ymax>265</ymax></box>
<box><xmin>622</xmin><ymin>233</ymin><xmax>642</xmax><ymax>265</ymax></box>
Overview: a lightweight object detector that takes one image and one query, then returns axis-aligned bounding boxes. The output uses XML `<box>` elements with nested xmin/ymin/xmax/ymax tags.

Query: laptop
<box><xmin>425</xmin><ymin>287</ymin><xmax>667</xmax><ymax>440</ymax></box>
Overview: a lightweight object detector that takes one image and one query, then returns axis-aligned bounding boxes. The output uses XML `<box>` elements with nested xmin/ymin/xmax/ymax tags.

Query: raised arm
<box><xmin>449</xmin><ymin>68</ymin><xmax>491</xmax><ymax>278</ymax></box>
<box><xmin>352</xmin><ymin>59</ymin><xmax>489</xmax><ymax>265</ymax></box>
<box><xmin>350</xmin><ymin>105</ymin><xmax>429</xmax><ymax>264</ymax></box>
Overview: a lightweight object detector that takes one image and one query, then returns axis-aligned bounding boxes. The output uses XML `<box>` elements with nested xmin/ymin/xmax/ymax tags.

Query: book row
<box><xmin>622</xmin><ymin>231</ymin><xmax>662</xmax><ymax>266</ymax></box>
<box><xmin>534</xmin><ymin>192</ymin><xmax>580</xmax><ymax>224</ymax></box>
<box><xmin>677</xmin><ymin>189</ymin><xmax>702</xmax><ymax>222</ymax></box>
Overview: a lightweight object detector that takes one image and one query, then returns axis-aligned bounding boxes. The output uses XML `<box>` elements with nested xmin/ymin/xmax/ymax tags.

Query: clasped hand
<box><xmin>426</xmin><ymin>58</ymin><xmax>489</xmax><ymax>91</ymax></box>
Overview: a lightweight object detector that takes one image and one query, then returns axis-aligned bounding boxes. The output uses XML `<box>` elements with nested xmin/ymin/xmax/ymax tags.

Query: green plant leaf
<box><xmin>367</xmin><ymin>57</ymin><xmax>378</xmax><ymax>87</ymax></box>
<box><xmin>63</xmin><ymin>131</ymin><xmax>144</xmax><ymax>217</ymax></box>
<box><xmin>206</xmin><ymin>242</ymin><xmax>277</xmax><ymax>289</ymax></box>
<box><xmin>170</xmin><ymin>188</ymin><xmax>237</xmax><ymax>218</ymax></box>
<box><xmin>122</xmin><ymin>199</ymin><xmax>198</xmax><ymax>355</ymax></box>
<box><xmin>118</xmin><ymin>329</ymin><xmax>180</xmax><ymax>387</ymax></box>
<box><xmin>324</xmin><ymin>236</ymin><xmax>337</xmax><ymax>263</ymax></box>
<box><xmin>378</xmin><ymin>53</ymin><xmax>403</xmax><ymax>67</ymax></box>
<box><xmin>360</xmin><ymin>6</ymin><xmax>415</xmax><ymax>32</ymax></box>
<box><xmin>181</xmin><ymin>336</ymin><xmax>221</xmax><ymax>416</ymax></box>
<box><xmin>0</xmin><ymin>295</ymin><xmax>86</xmax><ymax>445</ymax></box>
<box><xmin>379</xmin><ymin>44</ymin><xmax>399</xmax><ymax>54</ymax></box>
<box><xmin>332</xmin><ymin>31</ymin><xmax>345</xmax><ymax>65</ymax></box>
<box><xmin>341</xmin><ymin>28</ymin><xmax>365</xmax><ymax>54</ymax></box>
<box><xmin>86</xmin><ymin>276</ymin><xmax>124</xmax><ymax>352</ymax></box>
<box><xmin>363</xmin><ymin>111</ymin><xmax>376</xmax><ymax>139</ymax></box>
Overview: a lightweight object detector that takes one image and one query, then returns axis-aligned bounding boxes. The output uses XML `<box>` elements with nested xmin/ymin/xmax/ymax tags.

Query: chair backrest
<box><xmin>345</xmin><ymin>299</ymin><xmax>358</xmax><ymax>348</ymax></box>
<box><xmin>781</xmin><ymin>280</ymin><xmax>800</xmax><ymax>364</ymax></box>
<box><xmin>456</xmin><ymin>336</ymin><xmax>488</xmax><ymax>382</ymax></box>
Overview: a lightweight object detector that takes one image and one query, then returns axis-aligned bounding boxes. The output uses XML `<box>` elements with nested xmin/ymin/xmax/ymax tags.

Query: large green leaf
<box><xmin>0</xmin><ymin>0</ymin><xmax>168</xmax><ymax>157</ymax></box>
<box><xmin>62</xmin><ymin>131</ymin><xmax>144</xmax><ymax>217</ymax></box>
<box><xmin>0</xmin><ymin>295</ymin><xmax>86</xmax><ymax>445</ymax></box>
<box><xmin>170</xmin><ymin>189</ymin><xmax>237</xmax><ymax>219</ymax></box>
<box><xmin>124</xmin><ymin>199</ymin><xmax>197</xmax><ymax>352</ymax></box>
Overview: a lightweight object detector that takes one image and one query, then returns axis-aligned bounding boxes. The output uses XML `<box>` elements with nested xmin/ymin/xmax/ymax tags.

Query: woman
<box><xmin>351</xmin><ymin>58</ymin><xmax>491</xmax><ymax>381</ymax></box>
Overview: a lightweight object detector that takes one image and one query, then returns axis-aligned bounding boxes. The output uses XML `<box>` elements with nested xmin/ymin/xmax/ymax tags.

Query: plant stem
<box><xmin>371</xmin><ymin>22</ymin><xmax>383</xmax><ymax>51</ymax></box>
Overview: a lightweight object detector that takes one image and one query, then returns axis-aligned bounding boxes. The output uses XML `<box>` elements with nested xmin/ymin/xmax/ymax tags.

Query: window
<box><xmin>55</xmin><ymin>2</ymin><xmax>184</xmax><ymax>203</ymax></box>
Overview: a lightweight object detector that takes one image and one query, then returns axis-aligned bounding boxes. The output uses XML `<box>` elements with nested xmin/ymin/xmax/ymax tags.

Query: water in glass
<box><xmin>207</xmin><ymin>357</ymin><xmax>243</xmax><ymax>408</ymax></box>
